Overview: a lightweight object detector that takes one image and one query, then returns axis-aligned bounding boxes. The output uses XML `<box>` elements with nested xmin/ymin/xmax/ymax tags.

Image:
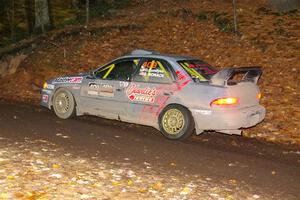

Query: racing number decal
<box><xmin>143</xmin><ymin>61</ymin><xmax>158</xmax><ymax>69</ymax></box>
<box><xmin>140</xmin><ymin>60</ymin><xmax>171</xmax><ymax>81</ymax></box>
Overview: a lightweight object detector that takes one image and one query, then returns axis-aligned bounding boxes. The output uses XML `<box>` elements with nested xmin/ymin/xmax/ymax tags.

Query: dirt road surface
<box><xmin>0</xmin><ymin>100</ymin><xmax>299</xmax><ymax>199</ymax></box>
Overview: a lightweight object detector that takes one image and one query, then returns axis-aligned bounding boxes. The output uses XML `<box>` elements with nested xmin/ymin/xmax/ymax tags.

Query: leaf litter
<box><xmin>0</xmin><ymin>138</ymin><xmax>276</xmax><ymax>199</ymax></box>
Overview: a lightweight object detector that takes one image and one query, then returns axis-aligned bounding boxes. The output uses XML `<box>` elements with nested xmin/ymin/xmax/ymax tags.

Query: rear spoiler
<box><xmin>210</xmin><ymin>67</ymin><xmax>262</xmax><ymax>86</ymax></box>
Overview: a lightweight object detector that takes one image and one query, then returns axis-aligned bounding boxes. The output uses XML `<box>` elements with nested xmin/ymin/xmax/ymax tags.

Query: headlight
<box><xmin>43</xmin><ymin>82</ymin><xmax>48</xmax><ymax>89</ymax></box>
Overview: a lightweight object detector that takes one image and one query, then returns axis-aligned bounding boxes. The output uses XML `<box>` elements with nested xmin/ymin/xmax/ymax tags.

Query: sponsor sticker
<box><xmin>88</xmin><ymin>83</ymin><xmax>114</xmax><ymax>97</ymax></box>
<box><xmin>119</xmin><ymin>81</ymin><xmax>129</xmax><ymax>88</ymax></box>
<box><xmin>89</xmin><ymin>82</ymin><xmax>100</xmax><ymax>90</ymax></box>
<box><xmin>42</xmin><ymin>89</ymin><xmax>53</xmax><ymax>94</ymax></box>
<box><xmin>53</xmin><ymin>77</ymin><xmax>83</xmax><ymax>84</ymax></box>
<box><xmin>87</xmin><ymin>90</ymin><xmax>99</xmax><ymax>96</ymax></box>
<box><xmin>139</xmin><ymin>67</ymin><xmax>165</xmax><ymax>78</ymax></box>
<box><xmin>42</xmin><ymin>94</ymin><xmax>49</xmax><ymax>103</ymax></box>
<box><xmin>71</xmin><ymin>85</ymin><xmax>81</xmax><ymax>90</ymax></box>
<box><xmin>194</xmin><ymin>109</ymin><xmax>212</xmax><ymax>115</ymax></box>
<box><xmin>126</xmin><ymin>84</ymin><xmax>157</xmax><ymax>103</ymax></box>
<box><xmin>46</xmin><ymin>84</ymin><xmax>55</xmax><ymax>90</ymax></box>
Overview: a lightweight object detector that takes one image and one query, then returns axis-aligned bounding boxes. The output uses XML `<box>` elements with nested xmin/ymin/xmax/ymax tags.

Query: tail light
<box><xmin>210</xmin><ymin>97</ymin><xmax>239</xmax><ymax>106</ymax></box>
<box><xmin>256</xmin><ymin>92</ymin><xmax>262</xmax><ymax>100</ymax></box>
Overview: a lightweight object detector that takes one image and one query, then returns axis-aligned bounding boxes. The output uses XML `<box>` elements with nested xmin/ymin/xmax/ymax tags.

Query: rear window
<box><xmin>177</xmin><ymin>60</ymin><xmax>218</xmax><ymax>82</ymax></box>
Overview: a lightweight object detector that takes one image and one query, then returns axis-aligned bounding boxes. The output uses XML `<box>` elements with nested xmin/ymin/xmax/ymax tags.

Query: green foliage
<box><xmin>255</xmin><ymin>6</ymin><xmax>299</xmax><ymax>17</ymax></box>
<box><xmin>0</xmin><ymin>0</ymin><xmax>134</xmax><ymax>47</ymax></box>
<box><xmin>196</xmin><ymin>11</ymin><xmax>234</xmax><ymax>33</ymax></box>
<box><xmin>14</xmin><ymin>25</ymin><xmax>28</xmax><ymax>40</ymax></box>
<box><xmin>0</xmin><ymin>37</ymin><xmax>12</xmax><ymax>48</ymax></box>
<box><xmin>89</xmin><ymin>0</ymin><xmax>128</xmax><ymax>19</ymax></box>
<box><xmin>197</xmin><ymin>12</ymin><xmax>209</xmax><ymax>21</ymax></box>
<box><xmin>212</xmin><ymin>12</ymin><xmax>234</xmax><ymax>33</ymax></box>
<box><xmin>54</xmin><ymin>8</ymin><xmax>85</xmax><ymax>28</ymax></box>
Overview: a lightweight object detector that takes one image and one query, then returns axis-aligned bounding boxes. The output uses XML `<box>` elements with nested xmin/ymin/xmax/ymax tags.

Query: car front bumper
<box><xmin>191</xmin><ymin>105</ymin><xmax>265</xmax><ymax>134</ymax></box>
<box><xmin>40</xmin><ymin>89</ymin><xmax>54</xmax><ymax>109</ymax></box>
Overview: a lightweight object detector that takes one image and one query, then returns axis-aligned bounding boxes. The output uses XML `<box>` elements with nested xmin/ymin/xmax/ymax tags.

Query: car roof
<box><xmin>119</xmin><ymin>49</ymin><xmax>197</xmax><ymax>61</ymax></box>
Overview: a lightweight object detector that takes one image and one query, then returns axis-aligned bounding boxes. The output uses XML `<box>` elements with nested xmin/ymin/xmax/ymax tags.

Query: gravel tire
<box><xmin>159</xmin><ymin>104</ymin><xmax>195</xmax><ymax>140</ymax></box>
<box><xmin>52</xmin><ymin>88</ymin><xmax>76</xmax><ymax>119</ymax></box>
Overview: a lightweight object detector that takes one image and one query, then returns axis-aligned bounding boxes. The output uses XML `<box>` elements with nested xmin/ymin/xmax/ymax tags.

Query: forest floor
<box><xmin>0</xmin><ymin>0</ymin><xmax>299</xmax><ymax>145</ymax></box>
<box><xmin>0</xmin><ymin>132</ymin><xmax>272</xmax><ymax>200</ymax></box>
<box><xmin>1</xmin><ymin>101</ymin><xmax>299</xmax><ymax>200</ymax></box>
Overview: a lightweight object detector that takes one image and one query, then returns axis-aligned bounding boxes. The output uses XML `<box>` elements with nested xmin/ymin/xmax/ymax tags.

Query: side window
<box><xmin>133</xmin><ymin>59</ymin><xmax>173</xmax><ymax>84</ymax></box>
<box><xmin>177</xmin><ymin>60</ymin><xmax>217</xmax><ymax>82</ymax></box>
<box><xmin>95</xmin><ymin>59</ymin><xmax>140</xmax><ymax>81</ymax></box>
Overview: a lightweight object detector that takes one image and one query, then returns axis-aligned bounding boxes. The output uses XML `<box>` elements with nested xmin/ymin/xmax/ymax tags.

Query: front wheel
<box><xmin>159</xmin><ymin>105</ymin><xmax>195</xmax><ymax>140</ymax></box>
<box><xmin>52</xmin><ymin>88</ymin><xmax>76</xmax><ymax>119</ymax></box>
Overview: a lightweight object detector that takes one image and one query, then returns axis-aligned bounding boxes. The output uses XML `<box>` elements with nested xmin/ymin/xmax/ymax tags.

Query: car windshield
<box><xmin>177</xmin><ymin>60</ymin><xmax>218</xmax><ymax>82</ymax></box>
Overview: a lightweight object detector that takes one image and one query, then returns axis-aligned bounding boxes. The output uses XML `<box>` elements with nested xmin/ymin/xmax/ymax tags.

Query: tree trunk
<box><xmin>72</xmin><ymin>0</ymin><xmax>79</xmax><ymax>9</ymax></box>
<box><xmin>7</xmin><ymin>0</ymin><xmax>15</xmax><ymax>42</ymax></box>
<box><xmin>34</xmin><ymin>0</ymin><xmax>50</xmax><ymax>33</ymax></box>
<box><xmin>25</xmin><ymin>0</ymin><xmax>35</xmax><ymax>35</ymax></box>
<box><xmin>47</xmin><ymin>0</ymin><xmax>54</xmax><ymax>29</ymax></box>
<box><xmin>232</xmin><ymin>0</ymin><xmax>237</xmax><ymax>35</ymax></box>
<box><xmin>86</xmin><ymin>0</ymin><xmax>90</xmax><ymax>26</ymax></box>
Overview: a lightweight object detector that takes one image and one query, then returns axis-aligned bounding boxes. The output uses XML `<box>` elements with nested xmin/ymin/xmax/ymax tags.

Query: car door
<box><xmin>80</xmin><ymin>58</ymin><xmax>141</xmax><ymax>120</ymax></box>
<box><xmin>122</xmin><ymin>58</ymin><xmax>177</xmax><ymax>127</ymax></box>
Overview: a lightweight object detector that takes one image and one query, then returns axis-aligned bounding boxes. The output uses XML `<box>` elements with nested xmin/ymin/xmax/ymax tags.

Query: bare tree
<box><xmin>34</xmin><ymin>0</ymin><xmax>50</xmax><ymax>33</ymax></box>
<box><xmin>86</xmin><ymin>0</ymin><xmax>90</xmax><ymax>26</ymax></box>
<box><xmin>47</xmin><ymin>0</ymin><xmax>54</xmax><ymax>28</ymax></box>
<box><xmin>25</xmin><ymin>0</ymin><xmax>35</xmax><ymax>35</ymax></box>
<box><xmin>232</xmin><ymin>0</ymin><xmax>237</xmax><ymax>35</ymax></box>
<box><xmin>72</xmin><ymin>0</ymin><xmax>79</xmax><ymax>10</ymax></box>
<box><xmin>6</xmin><ymin>0</ymin><xmax>16</xmax><ymax>41</ymax></box>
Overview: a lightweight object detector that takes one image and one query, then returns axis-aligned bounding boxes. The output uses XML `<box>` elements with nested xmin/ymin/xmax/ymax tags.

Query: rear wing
<box><xmin>210</xmin><ymin>67</ymin><xmax>262</xmax><ymax>86</ymax></box>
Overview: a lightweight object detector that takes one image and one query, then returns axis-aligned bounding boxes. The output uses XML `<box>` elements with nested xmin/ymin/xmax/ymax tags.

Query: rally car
<box><xmin>41</xmin><ymin>49</ymin><xmax>265</xmax><ymax>140</ymax></box>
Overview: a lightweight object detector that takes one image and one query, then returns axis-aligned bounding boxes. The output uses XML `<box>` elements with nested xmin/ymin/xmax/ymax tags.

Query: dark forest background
<box><xmin>0</xmin><ymin>0</ymin><xmax>299</xmax><ymax>48</ymax></box>
<box><xmin>0</xmin><ymin>0</ymin><xmax>129</xmax><ymax>47</ymax></box>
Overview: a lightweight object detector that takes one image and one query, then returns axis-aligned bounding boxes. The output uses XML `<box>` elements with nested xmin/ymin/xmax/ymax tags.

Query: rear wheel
<box><xmin>52</xmin><ymin>88</ymin><xmax>76</xmax><ymax>119</ymax></box>
<box><xmin>159</xmin><ymin>105</ymin><xmax>195</xmax><ymax>140</ymax></box>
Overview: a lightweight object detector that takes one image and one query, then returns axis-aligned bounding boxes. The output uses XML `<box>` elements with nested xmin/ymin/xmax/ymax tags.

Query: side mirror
<box><xmin>87</xmin><ymin>70</ymin><xmax>95</xmax><ymax>79</ymax></box>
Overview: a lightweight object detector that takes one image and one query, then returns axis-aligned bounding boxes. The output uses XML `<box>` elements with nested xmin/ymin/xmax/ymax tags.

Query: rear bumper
<box><xmin>191</xmin><ymin>105</ymin><xmax>265</xmax><ymax>133</ymax></box>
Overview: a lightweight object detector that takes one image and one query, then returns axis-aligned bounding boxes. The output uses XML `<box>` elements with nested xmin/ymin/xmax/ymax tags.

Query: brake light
<box><xmin>256</xmin><ymin>92</ymin><xmax>262</xmax><ymax>100</ymax></box>
<box><xmin>210</xmin><ymin>97</ymin><xmax>239</xmax><ymax>106</ymax></box>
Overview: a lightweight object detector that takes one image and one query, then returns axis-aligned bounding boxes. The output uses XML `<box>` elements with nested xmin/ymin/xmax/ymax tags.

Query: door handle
<box><xmin>163</xmin><ymin>92</ymin><xmax>173</xmax><ymax>96</ymax></box>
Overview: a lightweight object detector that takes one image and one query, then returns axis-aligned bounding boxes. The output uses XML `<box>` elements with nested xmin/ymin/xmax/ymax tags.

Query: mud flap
<box><xmin>218</xmin><ymin>130</ymin><xmax>242</xmax><ymax>135</ymax></box>
<box><xmin>195</xmin><ymin>129</ymin><xmax>204</xmax><ymax>135</ymax></box>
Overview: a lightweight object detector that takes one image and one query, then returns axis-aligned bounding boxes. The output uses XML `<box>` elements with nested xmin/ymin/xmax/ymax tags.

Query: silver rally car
<box><xmin>41</xmin><ymin>49</ymin><xmax>265</xmax><ymax>140</ymax></box>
